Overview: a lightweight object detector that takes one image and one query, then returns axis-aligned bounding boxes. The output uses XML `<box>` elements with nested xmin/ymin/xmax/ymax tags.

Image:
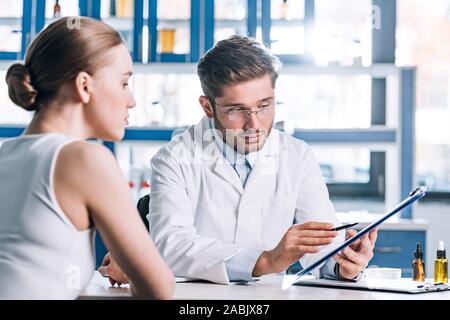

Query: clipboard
<box><xmin>291</xmin><ymin>277</ymin><xmax>450</xmax><ymax>294</ymax></box>
<box><xmin>282</xmin><ymin>186</ymin><xmax>429</xmax><ymax>289</ymax></box>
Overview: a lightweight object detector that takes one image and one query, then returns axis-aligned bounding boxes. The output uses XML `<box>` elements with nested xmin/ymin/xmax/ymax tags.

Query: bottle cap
<box><xmin>437</xmin><ymin>240</ymin><xmax>446</xmax><ymax>259</ymax></box>
<box><xmin>414</xmin><ymin>242</ymin><xmax>423</xmax><ymax>259</ymax></box>
<box><xmin>140</xmin><ymin>180</ymin><xmax>151</xmax><ymax>188</ymax></box>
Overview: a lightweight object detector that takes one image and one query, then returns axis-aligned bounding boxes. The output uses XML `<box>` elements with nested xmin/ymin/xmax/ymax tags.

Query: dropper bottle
<box><xmin>281</xmin><ymin>0</ymin><xmax>290</xmax><ymax>20</ymax></box>
<box><xmin>412</xmin><ymin>242</ymin><xmax>425</xmax><ymax>281</ymax></box>
<box><xmin>53</xmin><ymin>0</ymin><xmax>61</xmax><ymax>18</ymax></box>
<box><xmin>434</xmin><ymin>240</ymin><xmax>448</xmax><ymax>283</ymax></box>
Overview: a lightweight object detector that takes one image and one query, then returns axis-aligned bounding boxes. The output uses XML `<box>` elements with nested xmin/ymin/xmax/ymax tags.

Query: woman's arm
<box><xmin>54</xmin><ymin>141</ymin><xmax>175</xmax><ymax>299</ymax></box>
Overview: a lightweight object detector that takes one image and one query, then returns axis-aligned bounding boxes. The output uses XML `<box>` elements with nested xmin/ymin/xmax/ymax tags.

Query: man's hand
<box><xmin>253</xmin><ymin>222</ymin><xmax>338</xmax><ymax>276</ymax></box>
<box><xmin>98</xmin><ymin>252</ymin><xmax>130</xmax><ymax>286</ymax></box>
<box><xmin>334</xmin><ymin>228</ymin><xmax>378</xmax><ymax>280</ymax></box>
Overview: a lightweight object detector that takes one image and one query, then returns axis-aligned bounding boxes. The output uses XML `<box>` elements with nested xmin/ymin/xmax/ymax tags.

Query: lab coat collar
<box><xmin>190</xmin><ymin>117</ymin><xmax>284</xmax><ymax>194</ymax></box>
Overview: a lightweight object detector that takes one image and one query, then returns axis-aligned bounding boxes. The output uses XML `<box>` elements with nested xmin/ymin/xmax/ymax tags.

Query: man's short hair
<box><xmin>197</xmin><ymin>35</ymin><xmax>281</xmax><ymax>101</ymax></box>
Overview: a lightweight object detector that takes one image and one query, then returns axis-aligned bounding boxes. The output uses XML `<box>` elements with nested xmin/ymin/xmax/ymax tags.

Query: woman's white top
<box><xmin>0</xmin><ymin>133</ymin><xmax>96</xmax><ymax>299</ymax></box>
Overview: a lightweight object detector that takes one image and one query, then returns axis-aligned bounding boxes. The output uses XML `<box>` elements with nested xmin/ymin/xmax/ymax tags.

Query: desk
<box><xmin>79</xmin><ymin>272</ymin><xmax>450</xmax><ymax>300</ymax></box>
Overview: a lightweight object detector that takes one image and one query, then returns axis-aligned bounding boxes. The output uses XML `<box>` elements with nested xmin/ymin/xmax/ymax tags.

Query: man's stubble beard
<box><xmin>212</xmin><ymin>110</ymin><xmax>272</xmax><ymax>154</ymax></box>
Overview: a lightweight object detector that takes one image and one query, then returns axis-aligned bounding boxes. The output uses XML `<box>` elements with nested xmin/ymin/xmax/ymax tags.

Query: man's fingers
<box><xmin>357</xmin><ymin>235</ymin><xmax>375</xmax><ymax>257</ymax></box>
<box><xmin>101</xmin><ymin>253</ymin><xmax>110</xmax><ymax>267</ymax></box>
<box><xmin>369</xmin><ymin>228</ymin><xmax>378</xmax><ymax>243</ymax></box>
<box><xmin>346</xmin><ymin>229</ymin><xmax>363</xmax><ymax>250</ymax></box>
<box><xmin>295</xmin><ymin>229</ymin><xmax>338</xmax><ymax>238</ymax></box>
<box><xmin>294</xmin><ymin>237</ymin><xmax>335</xmax><ymax>246</ymax></box>
<box><xmin>98</xmin><ymin>266</ymin><xmax>108</xmax><ymax>277</ymax></box>
<box><xmin>345</xmin><ymin>229</ymin><xmax>358</xmax><ymax>239</ymax></box>
<box><xmin>333</xmin><ymin>254</ymin><xmax>361</xmax><ymax>277</ymax></box>
<box><xmin>290</xmin><ymin>245</ymin><xmax>321</xmax><ymax>255</ymax></box>
<box><xmin>333</xmin><ymin>253</ymin><xmax>344</xmax><ymax>264</ymax></box>
<box><xmin>109</xmin><ymin>277</ymin><xmax>116</xmax><ymax>286</ymax></box>
<box><xmin>294</xmin><ymin>222</ymin><xmax>334</xmax><ymax>231</ymax></box>
<box><xmin>342</xmin><ymin>247</ymin><xmax>368</xmax><ymax>267</ymax></box>
<box><xmin>349</xmin><ymin>241</ymin><xmax>361</xmax><ymax>251</ymax></box>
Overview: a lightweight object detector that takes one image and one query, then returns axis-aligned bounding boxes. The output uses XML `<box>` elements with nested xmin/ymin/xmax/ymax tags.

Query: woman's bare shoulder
<box><xmin>55</xmin><ymin>140</ymin><xmax>122</xmax><ymax>193</ymax></box>
<box><xmin>58</xmin><ymin>140</ymin><xmax>117</xmax><ymax>170</ymax></box>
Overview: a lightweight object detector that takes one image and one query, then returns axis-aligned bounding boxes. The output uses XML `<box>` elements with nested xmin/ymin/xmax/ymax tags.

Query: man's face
<box><xmin>207</xmin><ymin>74</ymin><xmax>275</xmax><ymax>154</ymax></box>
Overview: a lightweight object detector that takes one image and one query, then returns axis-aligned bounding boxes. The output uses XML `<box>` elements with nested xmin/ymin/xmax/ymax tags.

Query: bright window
<box><xmin>397</xmin><ymin>0</ymin><xmax>450</xmax><ymax>193</ymax></box>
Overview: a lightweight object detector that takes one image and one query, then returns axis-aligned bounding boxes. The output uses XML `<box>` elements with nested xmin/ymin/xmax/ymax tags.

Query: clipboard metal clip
<box><xmin>409</xmin><ymin>186</ymin><xmax>428</xmax><ymax>197</ymax></box>
<box><xmin>418</xmin><ymin>282</ymin><xmax>449</xmax><ymax>291</ymax></box>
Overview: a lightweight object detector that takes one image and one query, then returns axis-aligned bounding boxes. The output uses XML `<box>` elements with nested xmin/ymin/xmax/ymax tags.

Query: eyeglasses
<box><xmin>209</xmin><ymin>98</ymin><xmax>275</xmax><ymax>122</ymax></box>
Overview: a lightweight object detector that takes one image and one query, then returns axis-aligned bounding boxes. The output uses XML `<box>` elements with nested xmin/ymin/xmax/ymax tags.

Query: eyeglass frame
<box><xmin>207</xmin><ymin>96</ymin><xmax>275</xmax><ymax>122</ymax></box>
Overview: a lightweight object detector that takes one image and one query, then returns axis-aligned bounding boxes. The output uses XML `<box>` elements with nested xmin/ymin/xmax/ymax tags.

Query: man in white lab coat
<box><xmin>101</xmin><ymin>36</ymin><xmax>377</xmax><ymax>285</ymax></box>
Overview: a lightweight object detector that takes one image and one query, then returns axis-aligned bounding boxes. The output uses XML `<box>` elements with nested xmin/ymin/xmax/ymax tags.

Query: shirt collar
<box><xmin>210</xmin><ymin>118</ymin><xmax>257</xmax><ymax>169</ymax></box>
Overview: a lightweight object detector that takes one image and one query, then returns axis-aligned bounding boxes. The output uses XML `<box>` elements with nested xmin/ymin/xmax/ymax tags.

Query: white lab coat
<box><xmin>148</xmin><ymin>116</ymin><xmax>344</xmax><ymax>284</ymax></box>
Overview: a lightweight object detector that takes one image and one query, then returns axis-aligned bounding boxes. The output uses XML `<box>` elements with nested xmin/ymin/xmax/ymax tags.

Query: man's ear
<box><xmin>74</xmin><ymin>71</ymin><xmax>93</xmax><ymax>104</ymax></box>
<box><xmin>199</xmin><ymin>95</ymin><xmax>214</xmax><ymax>118</ymax></box>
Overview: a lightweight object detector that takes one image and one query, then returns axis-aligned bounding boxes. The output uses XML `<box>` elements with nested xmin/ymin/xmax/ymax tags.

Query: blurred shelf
<box><xmin>0</xmin><ymin>17</ymin><xmax>23</xmax><ymax>26</ymax></box>
<box><xmin>0</xmin><ymin>126</ymin><xmax>25</xmax><ymax>137</ymax></box>
<box><xmin>270</xmin><ymin>18</ymin><xmax>305</xmax><ymax>27</ymax></box>
<box><xmin>294</xmin><ymin>127</ymin><xmax>397</xmax><ymax>144</ymax></box>
<box><xmin>122</xmin><ymin>127</ymin><xmax>176</xmax><ymax>141</ymax></box>
<box><xmin>0</xmin><ymin>60</ymin><xmax>400</xmax><ymax>77</ymax></box>
<box><xmin>41</xmin><ymin>17</ymin><xmax>250</xmax><ymax>31</ymax></box>
<box><xmin>0</xmin><ymin>126</ymin><xmax>397</xmax><ymax>145</ymax></box>
<box><xmin>0</xmin><ymin>52</ymin><xmax>20</xmax><ymax>60</ymax></box>
<box><xmin>100</xmin><ymin>17</ymin><xmax>135</xmax><ymax>30</ymax></box>
<box><xmin>91</xmin><ymin>17</ymin><xmax>302</xmax><ymax>31</ymax></box>
<box><xmin>131</xmin><ymin>62</ymin><xmax>400</xmax><ymax>76</ymax></box>
<box><xmin>91</xmin><ymin>17</ymin><xmax>245</xmax><ymax>30</ymax></box>
<box><xmin>44</xmin><ymin>17</ymin><xmax>137</xmax><ymax>31</ymax></box>
<box><xmin>132</xmin><ymin>62</ymin><xmax>197</xmax><ymax>73</ymax></box>
<box><xmin>281</xmin><ymin>63</ymin><xmax>399</xmax><ymax>77</ymax></box>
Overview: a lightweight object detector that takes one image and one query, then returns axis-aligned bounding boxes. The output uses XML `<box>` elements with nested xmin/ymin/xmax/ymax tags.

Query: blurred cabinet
<box><xmin>0</xmin><ymin>0</ymin><xmax>316</xmax><ymax>62</ymax></box>
<box><xmin>204</xmin><ymin>0</ymin><xmax>256</xmax><ymax>50</ymax></box>
<box><xmin>99</xmin><ymin>0</ymin><xmax>142</xmax><ymax>61</ymax></box>
<box><xmin>36</xmin><ymin>0</ymin><xmax>142</xmax><ymax>62</ymax></box>
<box><xmin>0</xmin><ymin>0</ymin><xmax>418</xmax><ymax>267</ymax></box>
<box><xmin>261</xmin><ymin>0</ymin><xmax>314</xmax><ymax>63</ymax></box>
<box><xmin>148</xmin><ymin>0</ymin><xmax>199</xmax><ymax>62</ymax></box>
<box><xmin>370</xmin><ymin>230</ymin><xmax>426</xmax><ymax>278</ymax></box>
<box><xmin>0</xmin><ymin>0</ymin><xmax>415</xmax><ymax>215</ymax></box>
<box><xmin>0</xmin><ymin>0</ymin><xmax>31</xmax><ymax>60</ymax></box>
<box><xmin>0</xmin><ymin>0</ymin><xmax>105</xmax><ymax>62</ymax></box>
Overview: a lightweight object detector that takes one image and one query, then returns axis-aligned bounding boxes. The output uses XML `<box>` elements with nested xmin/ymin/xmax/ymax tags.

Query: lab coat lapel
<box><xmin>212</xmin><ymin>159</ymin><xmax>244</xmax><ymax>194</ymax></box>
<box><xmin>234</xmin><ymin>157</ymin><xmax>276</xmax><ymax>245</ymax></box>
<box><xmin>235</xmin><ymin>130</ymin><xmax>284</xmax><ymax>245</ymax></box>
<box><xmin>244</xmin><ymin>129</ymin><xmax>283</xmax><ymax>195</ymax></box>
<box><xmin>194</xmin><ymin>117</ymin><xmax>244</xmax><ymax>194</ymax></box>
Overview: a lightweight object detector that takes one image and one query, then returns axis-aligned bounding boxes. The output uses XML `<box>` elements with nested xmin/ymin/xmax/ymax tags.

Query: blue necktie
<box><xmin>234</xmin><ymin>157</ymin><xmax>251</xmax><ymax>187</ymax></box>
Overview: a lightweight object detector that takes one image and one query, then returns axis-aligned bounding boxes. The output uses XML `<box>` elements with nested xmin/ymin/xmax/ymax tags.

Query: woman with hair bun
<box><xmin>0</xmin><ymin>17</ymin><xmax>174</xmax><ymax>299</ymax></box>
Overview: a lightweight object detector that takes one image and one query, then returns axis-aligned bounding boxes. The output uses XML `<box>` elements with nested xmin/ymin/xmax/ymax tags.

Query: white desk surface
<box><xmin>79</xmin><ymin>272</ymin><xmax>450</xmax><ymax>300</ymax></box>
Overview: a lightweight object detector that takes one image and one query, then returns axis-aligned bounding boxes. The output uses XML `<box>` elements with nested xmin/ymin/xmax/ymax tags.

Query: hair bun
<box><xmin>5</xmin><ymin>63</ymin><xmax>38</xmax><ymax>111</ymax></box>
